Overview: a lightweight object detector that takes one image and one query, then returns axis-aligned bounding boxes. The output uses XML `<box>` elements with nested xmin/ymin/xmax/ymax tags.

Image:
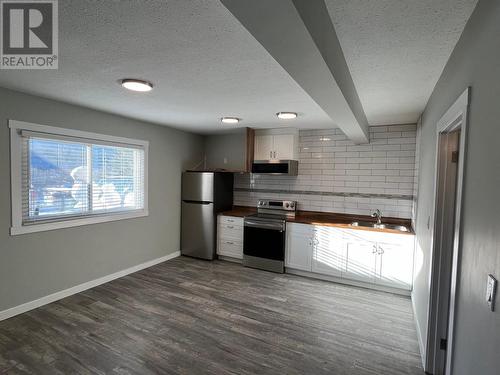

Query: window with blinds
<box><xmin>10</xmin><ymin>120</ymin><xmax>148</xmax><ymax>234</ymax></box>
<box><xmin>22</xmin><ymin>135</ymin><xmax>145</xmax><ymax>223</ymax></box>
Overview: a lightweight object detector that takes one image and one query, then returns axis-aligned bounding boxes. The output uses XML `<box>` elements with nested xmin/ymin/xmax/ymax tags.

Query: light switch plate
<box><xmin>486</xmin><ymin>274</ymin><xmax>497</xmax><ymax>311</ymax></box>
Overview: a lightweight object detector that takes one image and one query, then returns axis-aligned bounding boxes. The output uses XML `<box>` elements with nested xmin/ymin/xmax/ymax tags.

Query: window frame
<box><xmin>9</xmin><ymin>120</ymin><xmax>149</xmax><ymax>236</ymax></box>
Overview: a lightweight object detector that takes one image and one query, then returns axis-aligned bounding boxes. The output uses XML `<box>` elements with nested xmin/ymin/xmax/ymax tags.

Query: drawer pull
<box><xmin>227</xmin><ymin>225</ymin><xmax>234</xmax><ymax>229</ymax></box>
<box><xmin>225</xmin><ymin>241</ymin><xmax>234</xmax><ymax>245</ymax></box>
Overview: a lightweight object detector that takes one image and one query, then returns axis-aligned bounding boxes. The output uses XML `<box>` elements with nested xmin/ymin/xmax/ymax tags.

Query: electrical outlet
<box><xmin>486</xmin><ymin>274</ymin><xmax>497</xmax><ymax>311</ymax></box>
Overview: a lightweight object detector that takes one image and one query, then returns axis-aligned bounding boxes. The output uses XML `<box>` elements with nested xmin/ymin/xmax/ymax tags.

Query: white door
<box><xmin>285</xmin><ymin>223</ymin><xmax>313</xmax><ymax>271</ymax></box>
<box><xmin>273</xmin><ymin>134</ymin><xmax>295</xmax><ymax>160</ymax></box>
<box><xmin>376</xmin><ymin>236</ymin><xmax>414</xmax><ymax>290</ymax></box>
<box><xmin>343</xmin><ymin>230</ymin><xmax>378</xmax><ymax>284</ymax></box>
<box><xmin>311</xmin><ymin>226</ymin><xmax>345</xmax><ymax>277</ymax></box>
<box><xmin>254</xmin><ymin>135</ymin><xmax>274</xmax><ymax>160</ymax></box>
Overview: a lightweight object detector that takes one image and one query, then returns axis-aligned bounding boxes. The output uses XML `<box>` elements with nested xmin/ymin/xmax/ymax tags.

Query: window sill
<box><xmin>10</xmin><ymin>210</ymin><xmax>149</xmax><ymax>236</ymax></box>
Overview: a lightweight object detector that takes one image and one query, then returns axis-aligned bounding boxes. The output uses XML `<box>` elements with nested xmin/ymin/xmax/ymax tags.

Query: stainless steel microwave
<box><xmin>251</xmin><ymin>160</ymin><xmax>298</xmax><ymax>176</ymax></box>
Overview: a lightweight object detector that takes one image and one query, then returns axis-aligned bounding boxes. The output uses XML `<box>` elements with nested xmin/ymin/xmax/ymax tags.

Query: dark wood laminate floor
<box><xmin>0</xmin><ymin>257</ymin><xmax>424</xmax><ymax>375</ymax></box>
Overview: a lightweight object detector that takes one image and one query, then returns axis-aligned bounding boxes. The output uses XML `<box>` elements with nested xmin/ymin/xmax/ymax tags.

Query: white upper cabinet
<box><xmin>273</xmin><ymin>134</ymin><xmax>296</xmax><ymax>160</ymax></box>
<box><xmin>254</xmin><ymin>135</ymin><xmax>274</xmax><ymax>160</ymax></box>
<box><xmin>254</xmin><ymin>129</ymin><xmax>299</xmax><ymax>160</ymax></box>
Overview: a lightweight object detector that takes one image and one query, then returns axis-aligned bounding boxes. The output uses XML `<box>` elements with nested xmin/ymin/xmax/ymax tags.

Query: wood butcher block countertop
<box><xmin>220</xmin><ymin>206</ymin><xmax>414</xmax><ymax>235</ymax></box>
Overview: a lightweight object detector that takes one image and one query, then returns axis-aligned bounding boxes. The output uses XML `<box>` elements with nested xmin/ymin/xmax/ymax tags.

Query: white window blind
<box><xmin>10</xmin><ymin>121</ymin><xmax>148</xmax><ymax>234</ymax></box>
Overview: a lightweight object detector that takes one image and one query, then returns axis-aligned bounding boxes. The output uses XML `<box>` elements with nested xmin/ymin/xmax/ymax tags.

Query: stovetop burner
<box><xmin>246</xmin><ymin>199</ymin><xmax>297</xmax><ymax>220</ymax></box>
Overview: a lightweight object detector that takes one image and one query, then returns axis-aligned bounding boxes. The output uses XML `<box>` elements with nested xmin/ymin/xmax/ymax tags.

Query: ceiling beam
<box><xmin>220</xmin><ymin>0</ymin><xmax>369</xmax><ymax>143</ymax></box>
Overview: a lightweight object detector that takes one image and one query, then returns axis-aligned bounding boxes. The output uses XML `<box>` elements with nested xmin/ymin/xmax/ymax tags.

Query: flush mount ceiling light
<box><xmin>221</xmin><ymin>117</ymin><xmax>240</xmax><ymax>124</ymax></box>
<box><xmin>276</xmin><ymin>112</ymin><xmax>298</xmax><ymax>120</ymax></box>
<box><xmin>120</xmin><ymin>79</ymin><xmax>154</xmax><ymax>92</ymax></box>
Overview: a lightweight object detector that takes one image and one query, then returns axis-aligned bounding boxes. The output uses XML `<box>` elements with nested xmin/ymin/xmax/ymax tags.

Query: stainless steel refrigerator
<box><xmin>181</xmin><ymin>171</ymin><xmax>234</xmax><ymax>260</ymax></box>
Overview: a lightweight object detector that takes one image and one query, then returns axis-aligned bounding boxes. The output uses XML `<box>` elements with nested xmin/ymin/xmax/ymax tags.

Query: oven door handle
<box><xmin>244</xmin><ymin>220</ymin><xmax>285</xmax><ymax>231</ymax></box>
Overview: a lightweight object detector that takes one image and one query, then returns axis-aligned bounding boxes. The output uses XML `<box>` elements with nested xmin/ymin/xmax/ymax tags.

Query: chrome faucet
<box><xmin>371</xmin><ymin>209</ymin><xmax>382</xmax><ymax>225</ymax></box>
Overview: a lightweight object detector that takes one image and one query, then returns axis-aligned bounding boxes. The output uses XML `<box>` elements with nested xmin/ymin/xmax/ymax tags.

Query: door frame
<box><xmin>425</xmin><ymin>88</ymin><xmax>470</xmax><ymax>374</ymax></box>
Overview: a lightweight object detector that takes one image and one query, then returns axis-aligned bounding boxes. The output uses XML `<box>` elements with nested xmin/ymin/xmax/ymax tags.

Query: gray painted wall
<box><xmin>413</xmin><ymin>0</ymin><xmax>499</xmax><ymax>373</ymax></box>
<box><xmin>0</xmin><ymin>88</ymin><xmax>204</xmax><ymax>312</ymax></box>
<box><xmin>204</xmin><ymin>129</ymin><xmax>247</xmax><ymax>171</ymax></box>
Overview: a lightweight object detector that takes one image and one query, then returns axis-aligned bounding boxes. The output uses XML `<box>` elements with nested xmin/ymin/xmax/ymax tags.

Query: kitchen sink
<box><xmin>350</xmin><ymin>221</ymin><xmax>409</xmax><ymax>232</ymax></box>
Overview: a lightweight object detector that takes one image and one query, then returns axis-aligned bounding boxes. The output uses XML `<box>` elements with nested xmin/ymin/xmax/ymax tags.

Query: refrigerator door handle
<box><xmin>182</xmin><ymin>200</ymin><xmax>212</xmax><ymax>205</ymax></box>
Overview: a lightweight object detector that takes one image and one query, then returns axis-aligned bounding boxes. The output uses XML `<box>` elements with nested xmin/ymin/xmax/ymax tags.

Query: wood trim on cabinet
<box><xmin>245</xmin><ymin>128</ymin><xmax>255</xmax><ymax>172</ymax></box>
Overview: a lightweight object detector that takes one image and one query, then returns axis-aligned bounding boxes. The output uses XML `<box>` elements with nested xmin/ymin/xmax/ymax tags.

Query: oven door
<box><xmin>243</xmin><ymin>219</ymin><xmax>285</xmax><ymax>261</ymax></box>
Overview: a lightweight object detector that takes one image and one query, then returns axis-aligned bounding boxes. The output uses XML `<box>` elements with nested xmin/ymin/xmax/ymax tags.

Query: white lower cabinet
<box><xmin>343</xmin><ymin>229</ymin><xmax>379</xmax><ymax>284</ymax></box>
<box><xmin>285</xmin><ymin>223</ymin><xmax>314</xmax><ymax>271</ymax></box>
<box><xmin>311</xmin><ymin>226</ymin><xmax>345</xmax><ymax>278</ymax></box>
<box><xmin>376</xmin><ymin>235</ymin><xmax>414</xmax><ymax>290</ymax></box>
<box><xmin>217</xmin><ymin>215</ymin><xmax>244</xmax><ymax>260</ymax></box>
<box><xmin>285</xmin><ymin>223</ymin><xmax>415</xmax><ymax>292</ymax></box>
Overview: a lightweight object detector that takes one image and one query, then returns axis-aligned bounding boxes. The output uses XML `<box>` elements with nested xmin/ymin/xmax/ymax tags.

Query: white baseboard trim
<box><xmin>0</xmin><ymin>251</ymin><xmax>180</xmax><ymax>322</ymax></box>
<box><xmin>412</xmin><ymin>293</ymin><xmax>427</xmax><ymax>370</ymax></box>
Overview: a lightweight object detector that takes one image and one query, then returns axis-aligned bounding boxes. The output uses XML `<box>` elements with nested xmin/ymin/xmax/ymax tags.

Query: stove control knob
<box><xmin>285</xmin><ymin>202</ymin><xmax>290</xmax><ymax>208</ymax></box>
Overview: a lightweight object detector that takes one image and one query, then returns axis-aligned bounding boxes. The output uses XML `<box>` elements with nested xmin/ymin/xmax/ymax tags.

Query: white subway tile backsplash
<box><xmin>359</xmin><ymin>151</ymin><xmax>387</xmax><ymax>158</ymax></box>
<box><xmin>360</xmin><ymin>175</ymin><xmax>386</xmax><ymax>182</ymax></box>
<box><xmin>335</xmin><ymin>151</ymin><xmax>360</xmax><ymax>158</ymax></box>
<box><xmin>370</xmin><ymin>126</ymin><xmax>388</xmax><ymax>132</ymax></box>
<box><xmin>388</xmin><ymin>137</ymin><xmax>415</xmax><ymax>144</ymax></box>
<box><xmin>321</xmin><ymin>146</ymin><xmax>348</xmax><ymax>153</ymax></box>
<box><xmin>371</xmin><ymin>169</ymin><xmax>401</xmax><ymax>176</ymax></box>
<box><xmin>401</xmin><ymin>143</ymin><xmax>417</xmax><ymax>151</ymax></box>
<box><xmin>346</xmin><ymin>145</ymin><xmax>373</xmax><ymax>152</ymax></box>
<box><xmin>387</xmin><ymin>124</ymin><xmax>417</xmax><ymax>132</ymax></box>
<box><xmin>234</xmin><ymin>124</ymin><xmax>418</xmax><ymax>219</ymax></box>
<box><xmin>360</xmin><ymin>163</ymin><xmax>386</xmax><ymax>170</ymax></box>
<box><xmin>372</xmin><ymin>144</ymin><xmax>401</xmax><ymax>151</ymax></box>
<box><xmin>346</xmin><ymin>169</ymin><xmax>372</xmax><ymax>176</ymax></box>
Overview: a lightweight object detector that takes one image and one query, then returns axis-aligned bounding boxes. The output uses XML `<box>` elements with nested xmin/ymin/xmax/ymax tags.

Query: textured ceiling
<box><xmin>325</xmin><ymin>0</ymin><xmax>478</xmax><ymax>125</ymax></box>
<box><xmin>0</xmin><ymin>0</ymin><xmax>333</xmax><ymax>133</ymax></box>
<box><xmin>0</xmin><ymin>0</ymin><xmax>479</xmax><ymax>132</ymax></box>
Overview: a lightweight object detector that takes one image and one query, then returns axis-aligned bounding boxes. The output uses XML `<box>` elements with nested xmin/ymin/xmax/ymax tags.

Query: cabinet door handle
<box><xmin>372</xmin><ymin>244</ymin><xmax>378</xmax><ymax>254</ymax></box>
<box><xmin>270</xmin><ymin>151</ymin><xmax>273</xmax><ymax>158</ymax></box>
<box><xmin>378</xmin><ymin>246</ymin><xmax>384</xmax><ymax>255</ymax></box>
<box><xmin>274</xmin><ymin>151</ymin><xmax>277</xmax><ymax>158</ymax></box>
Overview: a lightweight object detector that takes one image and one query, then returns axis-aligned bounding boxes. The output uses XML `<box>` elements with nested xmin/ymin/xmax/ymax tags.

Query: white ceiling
<box><xmin>0</xmin><ymin>0</ymin><xmax>478</xmax><ymax>133</ymax></box>
<box><xmin>0</xmin><ymin>0</ymin><xmax>333</xmax><ymax>134</ymax></box>
<box><xmin>325</xmin><ymin>0</ymin><xmax>478</xmax><ymax>125</ymax></box>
